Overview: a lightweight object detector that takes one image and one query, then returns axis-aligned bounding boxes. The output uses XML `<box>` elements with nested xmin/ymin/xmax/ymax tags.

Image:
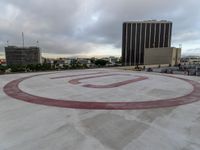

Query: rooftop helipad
<box><xmin>0</xmin><ymin>69</ymin><xmax>200</xmax><ymax>150</ymax></box>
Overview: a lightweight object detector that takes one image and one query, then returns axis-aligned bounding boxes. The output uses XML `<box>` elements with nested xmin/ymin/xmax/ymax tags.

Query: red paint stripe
<box><xmin>3</xmin><ymin>73</ymin><xmax>200</xmax><ymax>110</ymax></box>
<box><xmin>50</xmin><ymin>72</ymin><xmax>106</xmax><ymax>79</ymax></box>
<box><xmin>68</xmin><ymin>74</ymin><xmax>121</xmax><ymax>84</ymax></box>
<box><xmin>83</xmin><ymin>76</ymin><xmax>148</xmax><ymax>88</ymax></box>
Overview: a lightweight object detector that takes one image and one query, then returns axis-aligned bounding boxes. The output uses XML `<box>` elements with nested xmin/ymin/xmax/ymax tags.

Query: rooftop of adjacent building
<box><xmin>5</xmin><ymin>46</ymin><xmax>40</xmax><ymax>53</ymax></box>
<box><xmin>5</xmin><ymin>46</ymin><xmax>40</xmax><ymax>50</ymax></box>
<box><xmin>124</xmin><ymin>20</ymin><xmax>172</xmax><ymax>24</ymax></box>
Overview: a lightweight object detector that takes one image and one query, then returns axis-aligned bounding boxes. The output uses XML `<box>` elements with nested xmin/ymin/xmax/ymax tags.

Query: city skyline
<box><xmin>0</xmin><ymin>0</ymin><xmax>200</xmax><ymax>58</ymax></box>
<box><xmin>0</xmin><ymin>51</ymin><xmax>121</xmax><ymax>59</ymax></box>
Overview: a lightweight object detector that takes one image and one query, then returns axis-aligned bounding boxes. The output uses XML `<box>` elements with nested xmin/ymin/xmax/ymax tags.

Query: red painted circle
<box><xmin>3</xmin><ymin>73</ymin><xmax>200</xmax><ymax>110</ymax></box>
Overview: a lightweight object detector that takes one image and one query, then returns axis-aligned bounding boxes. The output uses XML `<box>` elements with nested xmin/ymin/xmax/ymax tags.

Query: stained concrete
<box><xmin>0</xmin><ymin>69</ymin><xmax>200</xmax><ymax>150</ymax></box>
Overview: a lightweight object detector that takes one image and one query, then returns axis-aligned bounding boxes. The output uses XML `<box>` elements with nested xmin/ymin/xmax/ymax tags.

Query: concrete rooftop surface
<box><xmin>0</xmin><ymin>68</ymin><xmax>200</xmax><ymax>150</ymax></box>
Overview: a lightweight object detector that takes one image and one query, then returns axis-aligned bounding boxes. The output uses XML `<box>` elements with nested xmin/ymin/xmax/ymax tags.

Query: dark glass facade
<box><xmin>122</xmin><ymin>21</ymin><xmax>172</xmax><ymax>65</ymax></box>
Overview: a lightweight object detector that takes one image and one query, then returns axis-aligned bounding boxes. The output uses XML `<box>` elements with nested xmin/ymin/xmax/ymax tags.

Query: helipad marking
<box><xmin>3</xmin><ymin>73</ymin><xmax>200</xmax><ymax>110</ymax></box>
<box><xmin>68</xmin><ymin>74</ymin><xmax>120</xmax><ymax>84</ymax></box>
<box><xmin>68</xmin><ymin>74</ymin><xmax>148</xmax><ymax>88</ymax></box>
<box><xmin>50</xmin><ymin>71</ymin><xmax>106</xmax><ymax>79</ymax></box>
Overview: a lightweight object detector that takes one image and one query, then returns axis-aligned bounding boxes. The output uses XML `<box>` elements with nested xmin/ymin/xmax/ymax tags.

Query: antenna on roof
<box><xmin>22</xmin><ymin>32</ymin><xmax>24</xmax><ymax>48</ymax></box>
<box><xmin>7</xmin><ymin>40</ymin><xmax>9</xmax><ymax>46</ymax></box>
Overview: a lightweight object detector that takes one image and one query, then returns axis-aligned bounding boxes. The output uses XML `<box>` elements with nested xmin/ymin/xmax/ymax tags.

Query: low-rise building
<box><xmin>77</xmin><ymin>58</ymin><xmax>91</xmax><ymax>67</ymax></box>
<box><xmin>181</xmin><ymin>56</ymin><xmax>200</xmax><ymax>64</ymax></box>
<box><xmin>144</xmin><ymin>47</ymin><xmax>181</xmax><ymax>66</ymax></box>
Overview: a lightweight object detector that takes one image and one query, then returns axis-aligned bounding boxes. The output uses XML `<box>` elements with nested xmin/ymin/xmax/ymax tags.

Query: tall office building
<box><xmin>122</xmin><ymin>20</ymin><xmax>172</xmax><ymax>65</ymax></box>
<box><xmin>5</xmin><ymin>46</ymin><xmax>41</xmax><ymax>65</ymax></box>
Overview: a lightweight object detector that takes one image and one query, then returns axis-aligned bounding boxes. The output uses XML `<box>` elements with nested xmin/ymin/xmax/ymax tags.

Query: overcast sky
<box><xmin>0</xmin><ymin>0</ymin><xmax>200</xmax><ymax>58</ymax></box>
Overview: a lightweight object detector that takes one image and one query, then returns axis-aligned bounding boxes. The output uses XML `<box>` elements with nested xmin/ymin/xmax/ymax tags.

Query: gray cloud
<box><xmin>0</xmin><ymin>0</ymin><xmax>199</xmax><ymax>56</ymax></box>
<box><xmin>184</xmin><ymin>48</ymin><xmax>200</xmax><ymax>56</ymax></box>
